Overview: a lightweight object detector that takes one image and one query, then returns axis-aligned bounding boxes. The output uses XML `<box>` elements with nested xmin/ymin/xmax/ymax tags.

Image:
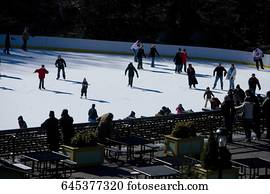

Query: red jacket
<box><xmin>35</xmin><ymin>67</ymin><xmax>48</xmax><ymax>79</ymax></box>
<box><xmin>181</xmin><ymin>51</ymin><xmax>188</xmax><ymax>63</ymax></box>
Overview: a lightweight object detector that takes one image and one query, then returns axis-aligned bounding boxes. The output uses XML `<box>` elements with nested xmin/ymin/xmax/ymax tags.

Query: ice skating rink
<box><xmin>0</xmin><ymin>49</ymin><xmax>269</xmax><ymax>130</ymax></box>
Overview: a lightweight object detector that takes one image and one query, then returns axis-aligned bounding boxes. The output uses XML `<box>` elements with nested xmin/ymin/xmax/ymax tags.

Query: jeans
<box><xmin>57</xmin><ymin>68</ymin><xmax>66</xmax><ymax>79</ymax></box>
<box><xmin>137</xmin><ymin>58</ymin><xmax>143</xmax><ymax>69</ymax></box>
<box><xmin>151</xmin><ymin>57</ymin><xmax>155</xmax><ymax>67</ymax></box>
<box><xmin>39</xmin><ymin>79</ymin><xmax>45</xmax><ymax>89</ymax></box>
<box><xmin>132</xmin><ymin>49</ymin><xmax>137</xmax><ymax>62</ymax></box>
<box><xmin>213</xmin><ymin>76</ymin><xmax>223</xmax><ymax>89</ymax></box>
<box><xmin>229</xmin><ymin>79</ymin><xmax>235</xmax><ymax>90</ymax></box>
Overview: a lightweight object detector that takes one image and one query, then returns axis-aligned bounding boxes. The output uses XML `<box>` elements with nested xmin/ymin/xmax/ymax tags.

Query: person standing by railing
<box><xmin>18</xmin><ymin>116</ymin><xmax>27</xmax><ymax>129</ymax></box>
<box><xmin>59</xmin><ymin>109</ymin><xmax>74</xmax><ymax>145</ymax></box>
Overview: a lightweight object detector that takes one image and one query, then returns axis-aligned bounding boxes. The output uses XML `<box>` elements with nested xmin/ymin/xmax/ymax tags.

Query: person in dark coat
<box><xmin>187</xmin><ymin>64</ymin><xmax>198</xmax><ymax>88</ymax></box>
<box><xmin>34</xmin><ymin>65</ymin><xmax>49</xmax><ymax>89</ymax></box>
<box><xmin>55</xmin><ymin>55</ymin><xmax>67</xmax><ymax>80</ymax></box>
<box><xmin>18</xmin><ymin>116</ymin><xmax>27</xmax><ymax>129</ymax></box>
<box><xmin>234</xmin><ymin>84</ymin><xmax>245</xmax><ymax>106</ymax></box>
<box><xmin>136</xmin><ymin>45</ymin><xmax>146</xmax><ymax>69</ymax></box>
<box><xmin>262</xmin><ymin>91</ymin><xmax>270</xmax><ymax>139</ymax></box>
<box><xmin>248</xmin><ymin>73</ymin><xmax>261</xmax><ymax>95</ymax></box>
<box><xmin>80</xmin><ymin>78</ymin><xmax>88</xmax><ymax>98</ymax></box>
<box><xmin>96</xmin><ymin>113</ymin><xmax>114</xmax><ymax>143</ymax></box>
<box><xmin>88</xmin><ymin>104</ymin><xmax>98</xmax><ymax>123</ymax></box>
<box><xmin>173</xmin><ymin>48</ymin><xmax>182</xmax><ymax>73</ymax></box>
<box><xmin>212</xmin><ymin>63</ymin><xmax>227</xmax><ymax>90</ymax></box>
<box><xmin>125</xmin><ymin>111</ymin><xmax>136</xmax><ymax>119</ymax></box>
<box><xmin>125</xmin><ymin>62</ymin><xmax>139</xmax><ymax>87</ymax></box>
<box><xmin>4</xmin><ymin>32</ymin><xmax>11</xmax><ymax>55</ymax></box>
<box><xmin>21</xmin><ymin>27</ymin><xmax>29</xmax><ymax>51</ymax></box>
<box><xmin>149</xmin><ymin>45</ymin><xmax>160</xmax><ymax>67</ymax></box>
<box><xmin>221</xmin><ymin>95</ymin><xmax>235</xmax><ymax>142</ymax></box>
<box><xmin>59</xmin><ymin>109</ymin><xmax>74</xmax><ymax>145</ymax></box>
<box><xmin>204</xmin><ymin>87</ymin><xmax>215</xmax><ymax>108</ymax></box>
<box><xmin>41</xmin><ymin>111</ymin><xmax>60</xmax><ymax>151</ymax></box>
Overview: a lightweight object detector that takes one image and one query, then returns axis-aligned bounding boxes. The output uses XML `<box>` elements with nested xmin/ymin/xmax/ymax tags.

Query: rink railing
<box><xmin>0</xmin><ymin>110</ymin><xmax>224</xmax><ymax>158</ymax></box>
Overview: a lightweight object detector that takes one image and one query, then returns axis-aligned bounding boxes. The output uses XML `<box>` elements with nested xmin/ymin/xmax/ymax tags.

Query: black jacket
<box><xmin>149</xmin><ymin>47</ymin><xmax>159</xmax><ymax>57</ymax></box>
<box><xmin>248</xmin><ymin>77</ymin><xmax>261</xmax><ymax>90</ymax></box>
<box><xmin>125</xmin><ymin>64</ymin><xmax>138</xmax><ymax>77</ymax></box>
<box><xmin>173</xmin><ymin>52</ymin><xmax>182</xmax><ymax>65</ymax></box>
<box><xmin>55</xmin><ymin>58</ymin><xmax>66</xmax><ymax>69</ymax></box>
<box><xmin>213</xmin><ymin>66</ymin><xmax>227</xmax><ymax>77</ymax></box>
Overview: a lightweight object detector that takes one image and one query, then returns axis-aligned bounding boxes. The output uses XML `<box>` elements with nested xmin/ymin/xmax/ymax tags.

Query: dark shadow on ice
<box><xmin>0</xmin><ymin>86</ymin><xmax>14</xmax><ymax>91</ymax></box>
<box><xmin>44</xmin><ymin>89</ymin><xmax>73</xmax><ymax>95</ymax></box>
<box><xmin>144</xmin><ymin>62</ymin><xmax>168</xmax><ymax>67</ymax></box>
<box><xmin>142</xmin><ymin>69</ymin><xmax>172</xmax><ymax>74</ymax></box>
<box><xmin>132</xmin><ymin>86</ymin><xmax>162</xmax><ymax>93</ymax></box>
<box><xmin>0</xmin><ymin>74</ymin><xmax>22</xmax><ymax>80</ymax></box>
<box><xmin>84</xmin><ymin>98</ymin><xmax>110</xmax><ymax>104</ymax></box>
<box><xmin>60</xmin><ymin>79</ymin><xmax>82</xmax><ymax>85</ymax></box>
<box><xmin>194</xmin><ymin>88</ymin><xmax>222</xmax><ymax>94</ymax></box>
<box><xmin>195</xmin><ymin>73</ymin><xmax>212</xmax><ymax>78</ymax></box>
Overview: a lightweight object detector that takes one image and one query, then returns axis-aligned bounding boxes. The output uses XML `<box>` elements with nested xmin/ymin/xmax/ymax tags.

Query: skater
<box><xmin>187</xmin><ymin>64</ymin><xmax>198</xmax><ymax>88</ymax></box>
<box><xmin>181</xmin><ymin>49</ymin><xmax>188</xmax><ymax>72</ymax></box>
<box><xmin>149</xmin><ymin>45</ymin><xmax>160</xmax><ymax>67</ymax></box>
<box><xmin>125</xmin><ymin>62</ymin><xmax>139</xmax><ymax>87</ymax></box>
<box><xmin>80</xmin><ymin>77</ymin><xmax>88</xmax><ymax>98</ymax></box>
<box><xmin>21</xmin><ymin>27</ymin><xmax>29</xmax><ymax>51</ymax></box>
<box><xmin>18</xmin><ymin>116</ymin><xmax>27</xmax><ymax>129</ymax></box>
<box><xmin>262</xmin><ymin>91</ymin><xmax>270</xmax><ymax>139</ymax></box>
<box><xmin>41</xmin><ymin>111</ymin><xmax>60</xmax><ymax>151</ymax></box>
<box><xmin>34</xmin><ymin>65</ymin><xmax>49</xmax><ymax>89</ymax></box>
<box><xmin>173</xmin><ymin>48</ymin><xmax>182</xmax><ymax>73</ymax></box>
<box><xmin>204</xmin><ymin>87</ymin><xmax>215</xmax><ymax>108</ymax></box>
<box><xmin>130</xmin><ymin>40</ymin><xmax>141</xmax><ymax>62</ymax></box>
<box><xmin>176</xmin><ymin>104</ymin><xmax>185</xmax><ymax>114</ymax></box>
<box><xmin>226</xmin><ymin>64</ymin><xmax>236</xmax><ymax>90</ymax></box>
<box><xmin>213</xmin><ymin>63</ymin><xmax>227</xmax><ymax>90</ymax></box>
<box><xmin>59</xmin><ymin>109</ymin><xmax>74</xmax><ymax>145</ymax></box>
<box><xmin>88</xmin><ymin>104</ymin><xmax>98</xmax><ymax>123</ymax></box>
<box><xmin>248</xmin><ymin>73</ymin><xmax>261</xmax><ymax>95</ymax></box>
<box><xmin>252</xmin><ymin>48</ymin><xmax>264</xmax><ymax>70</ymax></box>
<box><xmin>136</xmin><ymin>45</ymin><xmax>146</xmax><ymax>69</ymax></box>
<box><xmin>4</xmin><ymin>32</ymin><xmax>11</xmax><ymax>55</ymax></box>
<box><xmin>55</xmin><ymin>55</ymin><xmax>67</xmax><ymax>79</ymax></box>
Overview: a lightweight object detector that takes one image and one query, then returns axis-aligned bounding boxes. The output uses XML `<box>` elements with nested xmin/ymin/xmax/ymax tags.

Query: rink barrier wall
<box><xmin>0</xmin><ymin>34</ymin><xmax>269</xmax><ymax>66</ymax></box>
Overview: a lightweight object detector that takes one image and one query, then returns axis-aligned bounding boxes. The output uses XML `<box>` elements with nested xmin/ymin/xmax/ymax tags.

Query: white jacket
<box><xmin>253</xmin><ymin>48</ymin><xmax>264</xmax><ymax>60</ymax></box>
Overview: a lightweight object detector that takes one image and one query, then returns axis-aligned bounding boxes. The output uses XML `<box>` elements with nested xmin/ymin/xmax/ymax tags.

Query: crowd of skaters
<box><xmin>3</xmin><ymin>35</ymin><xmax>270</xmax><ymax>144</ymax></box>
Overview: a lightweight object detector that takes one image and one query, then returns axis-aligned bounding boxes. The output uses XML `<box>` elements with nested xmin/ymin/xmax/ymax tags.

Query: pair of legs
<box><xmin>57</xmin><ymin>68</ymin><xmax>66</xmax><ymax>79</ymax></box>
<box><xmin>175</xmin><ymin>64</ymin><xmax>183</xmax><ymax>73</ymax></box>
<box><xmin>255</xmin><ymin>59</ymin><xmax>264</xmax><ymax>70</ymax></box>
<box><xmin>229</xmin><ymin>79</ymin><xmax>235</xmax><ymax>90</ymax></box>
<box><xmin>21</xmin><ymin>39</ymin><xmax>27</xmax><ymax>51</ymax></box>
<box><xmin>3</xmin><ymin>47</ymin><xmax>10</xmax><ymax>54</ymax></box>
<box><xmin>81</xmin><ymin>90</ymin><xmax>87</xmax><ymax>98</ymax></box>
<box><xmin>132</xmin><ymin>49</ymin><xmax>138</xmax><ymax>62</ymax></box>
<box><xmin>128</xmin><ymin>76</ymin><xmax>134</xmax><ymax>87</ymax></box>
<box><xmin>189</xmin><ymin>84</ymin><xmax>196</xmax><ymax>88</ymax></box>
<box><xmin>205</xmin><ymin>98</ymin><xmax>211</xmax><ymax>108</ymax></box>
<box><xmin>244</xmin><ymin>119</ymin><xmax>261</xmax><ymax>141</ymax></box>
<box><xmin>137</xmin><ymin>58</ymin><xmax>143</xmax><ymax>69</ymax></box>
<box><xmin>182</xmin><ymin>62</ymin><xmax>187</xmax><ymax>72</ymax></box>
<box><xmin>151</xmin><ymin>57</ymin><xmax>155</xmax><ymax>67</ymax></box>
<box><xmin>39</xmin><ymin>79</ymin><xmax>45</xmax><ymax>89</ymax></box>
<box><xmin>213</xmin><ymin>76</ymin><xmax>223</xmax><ymax>89</ymax></box>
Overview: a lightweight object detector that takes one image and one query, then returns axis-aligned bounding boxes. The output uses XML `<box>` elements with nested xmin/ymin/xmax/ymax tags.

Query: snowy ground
<box><xmin>0</xmin><ymin>49</ymin><xmax>269</xmax><ymax>130</ymax></box>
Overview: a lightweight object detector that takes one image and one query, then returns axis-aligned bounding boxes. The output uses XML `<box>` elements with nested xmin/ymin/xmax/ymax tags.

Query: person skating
<box><xmin>136</xmin><ymin>45</ymin><xmax>146</xmax><ymax>69</ymax></box>
<box><xmin>41</xmin><ymin>111</ymin><xmax>60</xmax><ymax>151</ymax></box>
<box><xmin>204</xmin><ymin>87</ymin><xmax>214</xmax><ymax>108</ymax></box>
<box><xmin>125</xmin><ymin>62</ymin><xmax>139</xmax><ymax>87</ymax></box>
<box><xmin>55</xmin><ymin>55</ymin><xmax>67</xmax><ymax>79</ymax></box>
<box><xmin>248</xmin><ymin>73</ymin><xmax>261</xmax><ymax>95</ymax></box>
<box><xmin>252</xmin><ymin>48</ymin><xmax>264</xmax><ymax>70</ymax></box>
<box><xmin>81</xmin><ymin>77</ymin><xmax>88</xmax><ymax>98</ymax></box>
<box><xmin>181</xmin><ymin>49</ymin><xmax>188</xmax><ymax>72</ymax></box>
<box><xmin>213</xmin><ymin>63</ymin><xmax>227</xmax><ymax>90</ymax></box>
<box><xmin>4</xmin><ymin>32</ymin><xmax>11</xmax><ymax>55</ymax></box>
<box><xmin>130</xmin><ymin>40</ymin><xmax>141</xmax><ymax>62</ymax></box>
<box><xmin>21</xmin><ymin>27</ymin><xmax>29</xmax><ymax>51</ymax></box>
<box><xmin>226</xmin><ymin>64</ymin><xmax>236</xmax><ymax>90</ymax></box>
<box><xmin>34</xmin><ymin>65</ymin><xmax>49</xmax><ymax>89</ymax></box>
<box><xmin>173</xmin><ymin>48</ymin><xmax>182</xmax><ymax>73</ymax></box>
<box><xmin>149</xmin><ymin>45</ymin><xmax>160</xmax><ymax>67</ymax></box>
<box><xmin>18</xmin><ymin>116</ymin><xmax>27</xmax><ymax>129</ymax></box>
<box><xmin>187</xmin><ymin>64</ymin><xmax>198</xmax><ymax>88</ymax></box>
<box><xmin>88</xmin><ymin>104</ymin><xmax>98</xmax><ymax>123</ymax></box>
<box><xmin>262</xmin><ymin>91</ymin><xmax>270</xmax><ymax>139</ymax></box>
<box><xmin>59</xmin><ymin>109</ymin><xmax>74</xmax><ymax>145</ymax></box>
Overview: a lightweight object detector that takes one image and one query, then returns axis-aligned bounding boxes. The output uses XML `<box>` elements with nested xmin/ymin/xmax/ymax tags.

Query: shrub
<box><xmin>70</xmin><ymin>130</ymin><xmax>97</xmax><ymax>147</ymax></box>
<box><xmin>171</xmin><ymin>121</ymin><xmax>196</xmax><ymax>138</ymax></box>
